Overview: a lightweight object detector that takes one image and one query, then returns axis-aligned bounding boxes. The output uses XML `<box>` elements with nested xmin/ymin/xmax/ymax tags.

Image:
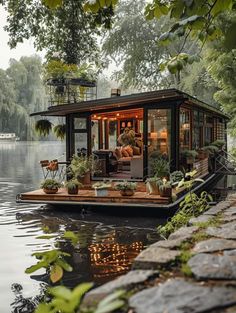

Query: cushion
<box><xmin>125</xmin><ymin>145</ymin><xmax>133</xmax><ymax>157</ymax></box>
<box><xmin>114</xmin><ymin>147</ymin><xmax>122</xmax><ymax>160</ymax></box>
<box><xmin>119</xmin><ymin>157</ymin><xmax>132</xmax><ymax>162</ymax></box>
<box><xmin>121</xmin><ymin>147</ymin><xmax>129</xmax><ymax>157</ymax></box>
<box><xmin>133</xmin><ymin>146</ymin><xmax>140</xmax><ymax>155</ymax></box>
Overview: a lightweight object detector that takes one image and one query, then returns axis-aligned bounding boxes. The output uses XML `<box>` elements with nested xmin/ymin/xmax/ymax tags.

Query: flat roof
<box><xmin>30</xmin><ymin>88</ymin><xmax>228</xmax><ymax>119</ymax></box>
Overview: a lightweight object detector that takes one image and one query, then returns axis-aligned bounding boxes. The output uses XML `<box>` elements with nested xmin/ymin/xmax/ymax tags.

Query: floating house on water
<box><xmin>17</xmin><ymin>88</ymin><xmax>229</xmax><ymax>213</ymax></box>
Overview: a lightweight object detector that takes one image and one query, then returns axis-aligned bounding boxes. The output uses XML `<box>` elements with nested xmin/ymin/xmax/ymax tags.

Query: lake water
<box><xmin>0</xmin><ymin>141</ymin><xmax>163</xmax><ymax>313</ymax></box>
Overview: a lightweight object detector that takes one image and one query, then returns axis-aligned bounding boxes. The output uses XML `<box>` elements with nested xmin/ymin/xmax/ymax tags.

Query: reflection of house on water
<box><xmin>89</xmin><ymin>234</ymin><xmax>143</xmax><ymax>283</ymax></box>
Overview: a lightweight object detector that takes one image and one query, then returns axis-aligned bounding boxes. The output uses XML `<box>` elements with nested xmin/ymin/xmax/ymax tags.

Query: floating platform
<box><xmin>16</xmin><ymin>174</ymin><xmax>220</xmax><ymax>217</ymax></box>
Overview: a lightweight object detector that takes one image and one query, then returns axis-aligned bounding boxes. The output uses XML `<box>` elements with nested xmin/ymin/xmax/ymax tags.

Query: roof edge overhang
<box><xmin>30</xmin><ymin>88</ymin><xmax>229</xmax><ymax>120</ymax></box>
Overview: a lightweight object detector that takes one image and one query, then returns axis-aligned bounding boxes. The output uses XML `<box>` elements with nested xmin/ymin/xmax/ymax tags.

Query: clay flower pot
<box><xmin>43</xmin><ymin>188</ymin><xmax>58</xmax><ymax>194</ymax></box>
<box><xmin>120</xmin><ymin>189</ymin><xmax>135</xmax><ymax>196</ymax></box>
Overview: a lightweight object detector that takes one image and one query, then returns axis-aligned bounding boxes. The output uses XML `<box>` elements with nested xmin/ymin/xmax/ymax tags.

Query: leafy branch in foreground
<box><xmin>35</xmin><ymin>286</ymin><xmax>126</xmax><ymax>313</ymax></box>
<box><xmin>25</xmin><ymin>249</ymin><xmax>73</xmax><ymax>284</ymax></box>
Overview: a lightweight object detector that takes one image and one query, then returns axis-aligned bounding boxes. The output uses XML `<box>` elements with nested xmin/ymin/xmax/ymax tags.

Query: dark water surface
<box><xmin>0</xmin><ymin>142</ymin><xmax>163</xmax><ymax>312</ymax></box>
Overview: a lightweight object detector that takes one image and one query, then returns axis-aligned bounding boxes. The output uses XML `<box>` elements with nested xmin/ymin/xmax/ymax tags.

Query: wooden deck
<box><xmin>18</xmin><ymin>185</ymin><xmax>171</xmax><ymax>207</ymax></box>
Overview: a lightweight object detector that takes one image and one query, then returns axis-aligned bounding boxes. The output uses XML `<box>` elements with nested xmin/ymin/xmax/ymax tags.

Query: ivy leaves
<box><xmin>145</xmin><ymin>0</ymin><xmax>235</xmax><ymax>73</ymax></box>
<box><xmin>83</xmin><ymin>0</ymin><xmax>118</xmax><ymax>13</ymax></box>
<box><xmin>43</xmin><ymin>0</ymin><xmax>63</xmax><ymax>9</ymax></box>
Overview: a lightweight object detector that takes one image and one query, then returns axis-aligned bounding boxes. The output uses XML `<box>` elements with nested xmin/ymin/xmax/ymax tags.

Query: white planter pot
<box><xmin>95</xmin><ymin>189</ymin><xmax>108</xmax><ymax>197</ymax></box>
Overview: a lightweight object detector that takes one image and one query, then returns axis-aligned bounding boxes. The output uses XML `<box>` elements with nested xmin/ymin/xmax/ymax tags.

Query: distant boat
<box><xmin>0</xmin><ymin>133</ymin><xmax>20</xmax><ymax>142</ymax></box>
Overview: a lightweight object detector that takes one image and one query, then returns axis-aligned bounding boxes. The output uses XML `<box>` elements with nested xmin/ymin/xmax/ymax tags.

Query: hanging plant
<box><xmin>35</xmin><ymin>119</ymin><xmax>52</xmax><ymax>137</ymax></box>
<box><xmin>53</xmin><ymin>124</ymin><xmax>66</xmax><ymax>140</ymax></box>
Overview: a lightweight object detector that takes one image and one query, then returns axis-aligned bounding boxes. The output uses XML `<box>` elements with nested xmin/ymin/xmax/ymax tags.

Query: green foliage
<box><xmin>41</xmin><ymin>179</ymin><xmax>62</xmax><ymax>190</ymax></box>
<box><xmin>202</xmin><ymin>145</ymin><xmax>219</xmax><ymax>155</ymax></box>
<box><xmin>115</xmin><ymin>181</ymin><xmax>137</xmax><ymax>191</ymax></box>
<box><xmin>181</xmin><ymin>264</ymin><xmax>193</xmax><ymax>277</ymax></box>
<box><xmin>35</xmin><ymin>283</ymin><xmax>93</xmax><ymax>313</ymax></box>
<box><xmin>68</xmin><ymin>155</ymin><xmax>99</xmax><ymax>178</ymax></box>
<box><xmin>151</xmin><ymin>157</ymin><xmax>170</xmax><ymax>178</ymax></box>
<box><xmin>181</xmin><ymin>149</ymin><xmax>198</xmax><ymax>159</ymax></box>
<box><xmin>53</xmin><ymin>124</ymin><xmax>66</xmax><ymax>140</ymax></box>
<box><xmin>65</xmin><ymin>179</ymin><xmax>83</xmax><ymax>190</ymax></box>
<box><xmin>145</xmin><ymin>0</ymin><xmax>235</xmax><ymax>72</ymax></box>
<box><xmin>145</xmin><ymin>177</ymin><xmax>162</xmax><ymax>184</ymax></box>
<box><xmin>93</xmin><ymin>290</ymin><xmax>126</xmax><ymax>313</ymax></box>
<box><xmin>93</xmin><ymin>182</ymin><xmax>112</xmax><ymax>190</ymax></box>
<box><xmin>211</xmin><ymin>139</ymin><xmax>226</xmax><ymax>149</ymax></box>
<box><xmin>1</xmin><ymin>0</ymin><xmax>113</xmax><ymax>64</ymax></box>
<box><xmin>35</xmin><ymin>119</ymin><xmax>53</xmax><ymax>137</ymax></box>
<box><xmin>170</xmin><ymin>171</ymin><xmax>184</xmax><ymax>183</ymax></box>
<box><xmin>159</xmin><ymin>179</ymin><xmax>172</xmax><ymax>191</ymax></box>
<box><xmin>158</xmin><ymin>170</ymin><xmax>212</xmax><ymax>238</ymax></box>
<box><xmin>25</xmin><ymin>249</ymin><xmax>72</xmax><ymax>283</ymax></box>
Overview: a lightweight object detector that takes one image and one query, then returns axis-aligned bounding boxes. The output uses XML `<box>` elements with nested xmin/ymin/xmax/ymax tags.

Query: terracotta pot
<box><xmin>146</xmin><ymin>181</ymin><xmax>160</xmax><ymax>195</ymax></box>
<box><xmin>67</xmin><ymin>186</ymin><xmax>79</xmax><ymax>195</ymax></box>
<box><xmin>43</xmin><ymin>188</ymin><xmax>58</xmax><ymax>194</ymax></box>
<box><xmin>120</xmin><ymin>189</ymin><xmax>135</xmax><ymax>196</ymax></box>
<box><xmin>160</xmin><ymin>187</ymin><xmax>172</xmax><ymax>198</ymax></box>
<box><xmin>78</xmin><ymin>171</ymin><xmax>91</xmax><ymax>185</ymax></box>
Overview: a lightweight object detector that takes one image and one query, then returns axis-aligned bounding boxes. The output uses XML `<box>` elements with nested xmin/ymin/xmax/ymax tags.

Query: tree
<box><xmin>0</xmin><ymin>0</ymin><xmax>114</xmax><ymax>64</ymax></box>
<box><xmin>102</xmin><ymin>0</ymin><xmax>201</xmax><ymax>90</ymax></box>
<box><xmin>204</xmin><ymin>12</ymin><xmax>236</xmax><ymax>134</ymax></box>
<box><xmin>0</xmin><ymin>69</ymin><xmax>30</xmax><ymax>139</ymax></box>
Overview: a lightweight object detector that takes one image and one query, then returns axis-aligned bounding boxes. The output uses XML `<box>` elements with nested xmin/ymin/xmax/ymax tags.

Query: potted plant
<box><xmin>159</xmin><ymin>179</ymin><xmax>172</xmax><ymax>198</ymax></box>
<box><xmin>211</xmin><ymin>140</ymin><xmax>225</xmax><ymax>150</ymax></box>
<box><xmin>182</xmin><ymin>150</ymin><xmax>198</xmax><ymax>164</ymax></box>
<box><xmin>151</xmin><ymin>157</ymin><xmax>170</xmax><ymax>178</ymax></box>
<box><xmin>145</xmin><ymin>177</ymin><xmax>162</xmax><ymax>195</ymax></box>
<box><xmin>93</xmin><ymin>182</ymin><xmax>112</xmax><ymax>197</ymax></box>
<box><xmin>35</xmin><ymin>119</ymin><xmax>52</xmax><ymax>137</ymax></box>
<box><xmin>115</xmin><ymin>181</ymin><xmax>137</xmax><ymax>196</ymax></box>
<box><xmin>202</xmin><ymin>145</ymin><xmax>219</xmax><ymax>157</ymax></box>
<box><xmin>65</xmin><ymin>179</ymin><xmax>82</xmax><ymax>195</ymax></box>
<box><xmin>67</xmin><ymin>155</ymin><xmax>94</xmax><ymax>185</ymax></box>
<box><xmin>53</xmin><ymin>124</ymin><xmax>66</xmax><ymax>140</ymax></box>
<box><xmin>170</xmin><ymin>171</ymin><xmax>184</xmax><ymax>184</ymax></box>
<box><xmin>40</xmin><ymin>179</ymin><xmax>62</xmax><ymax>194</ymax></box>
<box><xmin>197</xmin><ymin>148</ymin><xmax>208</xmax><ymax>160</ymax></box>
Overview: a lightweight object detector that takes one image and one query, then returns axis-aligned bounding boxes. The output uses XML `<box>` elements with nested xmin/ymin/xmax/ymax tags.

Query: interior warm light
<box><xmin>103</xmin><ymin>117</ymin><xmax>108</xmax><ymax>120</ymax></box>
<box><xmin>127</xmin><ymin>122</ymin><xmax>132</xmax><ymax>128</ymax></box>
<box><xmin>121</xmin><ymin>122</ymin><xmax>126</xmax><ymax>128</ymax></box>
<box><xmin>135</xmin><ymin>115</ymin><xmax>138</xmax><ymax>118</ymax></box>
<box><xmin>98</xmin><ymin>116</ymin><xmax>101</xmax><ymax>120</ymax></box>
<box><xmin>116</xmin><ymin>113</ymin><xmax>120</xmax><ymax>117</ymax></box>
<box><xmin>150</xmin><ymin>132</ymin><xmax>158</xmax><ymax>139</ymax></box>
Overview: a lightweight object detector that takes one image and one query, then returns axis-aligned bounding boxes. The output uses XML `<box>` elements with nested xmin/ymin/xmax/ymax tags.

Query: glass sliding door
<box><xmin>71</xmin><ymin>115</ymin><xmax>90</xmax><ymax>157</ymax></box>
<box><xmin>146</xmin><ymin>109</ymin><xmax>172</xmax><ymax>176</ymax></box>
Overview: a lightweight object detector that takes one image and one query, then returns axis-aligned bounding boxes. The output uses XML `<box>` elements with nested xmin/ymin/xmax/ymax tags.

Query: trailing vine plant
<box><xmin>35</xmin><ymin>119</ymin><xmax>53</xmax><ymax>137</ymax></box>
<box><xmin>157</xmin><ymin>170</ymin><xmax>213</xmax><ymax>238</ymax></box>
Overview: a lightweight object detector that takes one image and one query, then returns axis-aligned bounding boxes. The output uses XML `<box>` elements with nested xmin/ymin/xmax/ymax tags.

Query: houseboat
<box><xmin>17</xmin><ymin>88</ymin><xmax>229</xmax><ymax>213</ymax></box>
<box><xmin>0</xmin><ymin>133</ymin><xmax>19</xmax><ymax>142</ymax></box>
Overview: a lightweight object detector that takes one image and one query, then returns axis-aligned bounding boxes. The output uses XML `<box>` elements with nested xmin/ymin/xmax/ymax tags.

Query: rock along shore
<box><xmin>82</xmin><ymin>195</ymin><xmax>236</xmax><ymax>313</ymax></box>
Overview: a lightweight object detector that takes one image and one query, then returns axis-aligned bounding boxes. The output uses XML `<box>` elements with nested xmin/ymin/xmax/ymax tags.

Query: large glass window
<box><xmin>74</xmin><ymin>118</ymin><xmax>87</xmax><ymax>130</ymax></box>
<box><xmin>74</xmin><ymin>133</ymin><xmax>87</xmax><ymax>155</ymax></box>
<box><xmin>91</xmin><ymin>120</ymin><xmax>99</xmax><ymax>151</ymax></box>
<box><xmin>180</xmin><ymin>108</ymin><xmax>191</xmax><ymax>152</ymax></box>
<box><xmin>204</xmin><ymin>115</ymin><xmax>213</xmax><ymax>145</ymax></box>
<box><xmin>193</xmin><ymin>110</ymin><xmax>200</xmax><ymax>149</ymax></box>
<box><xmin>108</xmin><ymin>120</ymin><xmax>117</xmax><ymax>149</ymax></box>
<box><xmin>147</xmin><ymin>109</ymin><xmax>171</xmax><ymax>168</ymax></box>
